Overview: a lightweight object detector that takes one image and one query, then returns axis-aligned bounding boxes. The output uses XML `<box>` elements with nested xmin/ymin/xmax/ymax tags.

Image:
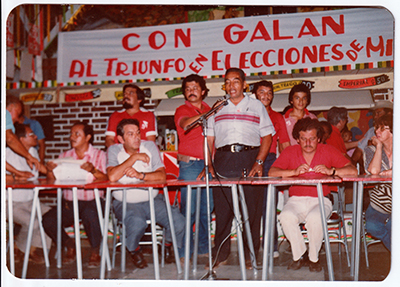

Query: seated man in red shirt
<box><xmin>269</xmin><ymin>118</ymin><xmax>357</xmax><ymax>272</ymax></box>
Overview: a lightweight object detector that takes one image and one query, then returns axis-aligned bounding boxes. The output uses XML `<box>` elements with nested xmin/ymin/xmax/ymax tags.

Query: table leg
<box><xmin>184</xmin><ymin>185</ymin><xmax>192</xmax><ymax>280</ymax></box>
<box><xmin>192</xmin><ymin>186</ymin><xmax>202</xmax><ymax>272</ymax></box>
<box><xmin>238</xmin><ymin>184</ymin><xmax>257</xmax><ymax>274</ymax></box>
<box><xmin>7</xmin><ymin>187</ymin><xmax>15</xmax><ymax>275</ymax></box>
<box><xmin>22</xmin><ymin>187</ymin><xmax>40</xmax><ymax>278</ymax></box>
<box><xmin>100</xmin><ymin>188</ymin><xmax>112</xmax><ymax>279</ymax></box>
<box><xmin>262</xmin><ymin>184</ymin><xmax>275</xmax><ymax>280</ymax></box>
<box><xmin>231</xmin><ymin>184</ymin><xmax>246</xmax><ymax>280</ymax></box>
<box><xmin>354</xmin><ymin>182</ymin><xmax>364</xmax><ymax>281</ymax></box>
<box><xmin>148</xmin><ymin>187</ymin><xmax>160</xmax><ymax>279</ymax></box>
<box><xmin>162</xmin><ymin>186</ymin><xmax>182</xmax><ymax>274</ymax></box>
<box><xmin>121</xmin><ymin>188</ymin><xmax>126</xmax><ymax>272</ymax></box>
<box><xmin>316</xmin><ymin>183</ymin><xmax>334</xmax><ymax>281</ymax></box>
<box><xmin>35</xmin><ymin>197</ymin><xmax>49</xmax><ymax>267</ymax></box>
<box><xmin>350</xmin><ymin>181</ymin><xmax>358</xmax><ymax>277</ymax></box>
<box><xmin>72</xmin><ymin>187</ymin><xmax>83</xmax><ymax>279</ymax></box>
<box><xmin>57</xmin><ymin>188</ymin><xmax>62</xmax><ymax>268</ymax></box>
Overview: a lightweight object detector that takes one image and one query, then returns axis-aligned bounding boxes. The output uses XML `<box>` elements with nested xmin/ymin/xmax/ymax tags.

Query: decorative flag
<box><xmin>6</xmin><ymin>13</ymin><xmax>14</xmax><ymax>47</ymax></box>
<box><xmin>28</xmin><ymin>23</ymin><xmax>41</xmax><ymax>55</ymax></box>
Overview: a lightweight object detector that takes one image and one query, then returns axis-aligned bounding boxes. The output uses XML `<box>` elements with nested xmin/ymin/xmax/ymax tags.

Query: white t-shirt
<box><xmin>6</xmin><ymin>147</ymin><xmax>39</xmax><ymax>202</ymax></box>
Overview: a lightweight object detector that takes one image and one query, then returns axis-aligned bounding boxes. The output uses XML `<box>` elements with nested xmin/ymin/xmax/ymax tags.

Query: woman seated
<box><xmin>363</xmin><ymin>114</ymin><xmax>392</xmax><ymax>252</ymax></box>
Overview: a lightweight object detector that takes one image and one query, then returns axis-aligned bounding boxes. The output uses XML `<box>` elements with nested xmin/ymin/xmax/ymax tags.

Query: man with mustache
<box><xmin>105</xmin><ymin>84</ymin><xmax>157</xmax><ymax>147</ymax></box>
<box><xmin>269</xmin><ymin>118</ymin><xmax>357</xmax><ymax>272</ymax></box>
<box><xmin>174</xmin><ymin>74</ymin><xmax>214</xmax><ymax>263</ymax></box>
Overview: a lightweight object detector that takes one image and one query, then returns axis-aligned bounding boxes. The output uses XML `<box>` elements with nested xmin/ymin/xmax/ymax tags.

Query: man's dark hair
<box><xmin>320</xmin><ymin>120</ymin><xmax>332</xmax><ymax>136</ymax></box>
<box><xmin>374</xmin><ymin>114</ymin><xmax>393</xmax><ymax>134</ymax></box>
<box><xmin>288</xmin><ymin>84</ymin><xmax>311</xmax><ymax>106</ymax></box>
<box><xmin>72</xmin><ymin>121</ymin><xmax>94</xmax><ymax>145</ymax></box>
<box><xmin>181</xmin><ymin>74</ymin><xmax>209</xmax><ymax>100</ymax></box>
<box><xmin>117</xmin><ymin>118</ymin><xmax>140</xmax><ymax>137</ymax></box>
<box><xmin>14</xmin><ymin>123</ymin><xmax>29</xmax><ymax>139</ymax></box>
<box><xmin>225</xmin><ymin>67</ymin><xmax>246</xmax><ymax>82</ymax></box>
<box><xmin>6</xmin><ymin>94</ymin><xmax>21</xmax><ymax>108</ymax></box>
<box><xmin>292</xmin><ymin>118</ymin><xmax>324</xmax><ymax>141</ymax></box>
<box><xmin>123</xmin><ymin>84</ymin><xmax>146</xmax><ymax>107</ymax></box>
<box><xmin>253</xmin><ymin>80</ymin><xmax>274</xmax><ymax>97</ymax></box>
<box><xmin>327</xmin><ymin>106</ymin><xmax>348</xmax><ymax>126</ymax></box>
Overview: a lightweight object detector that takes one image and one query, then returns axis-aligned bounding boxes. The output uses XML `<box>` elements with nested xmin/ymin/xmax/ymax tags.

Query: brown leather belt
<box><xmin>217</xmin><ymin>144</ymin><xmax>258</xmax><ymax>153</ymax></box>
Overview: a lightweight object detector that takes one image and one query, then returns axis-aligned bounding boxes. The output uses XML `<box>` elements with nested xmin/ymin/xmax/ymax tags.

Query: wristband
<box><xmin>141</xmin><ymin>172</ymin><xmax>146</xmax><ymax>180</ymax></box>
<box><xmin>331</xmin><ymin>167</ymin><xmax>336</xmax><ymax>176</ymax></box>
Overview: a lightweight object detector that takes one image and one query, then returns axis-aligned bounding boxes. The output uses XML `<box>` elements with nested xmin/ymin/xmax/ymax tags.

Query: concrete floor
<box><xmin>6</xmin><ymin>237</ymin><xmax>390</xmax><ymax>282</ymax></box>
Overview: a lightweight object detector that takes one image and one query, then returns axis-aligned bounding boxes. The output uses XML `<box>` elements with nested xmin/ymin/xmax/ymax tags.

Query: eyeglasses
<box><xmin>26</xmin><ymin>132</ymin><xmax>36</xmax><ymax>137</ymax></box>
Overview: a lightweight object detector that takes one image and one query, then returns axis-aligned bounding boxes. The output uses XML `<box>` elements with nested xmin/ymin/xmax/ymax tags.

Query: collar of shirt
<box><xmin>184</xmin><ymin>100</ymin><xmax>210</xmax><ymax>113</ymax></box>
<box><xmin>284</xmin><ymin>107</ymin><xmax>311</xmax><ymax>119</ymax></box>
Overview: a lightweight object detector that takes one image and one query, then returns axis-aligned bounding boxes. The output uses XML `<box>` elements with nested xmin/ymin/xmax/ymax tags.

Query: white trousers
<box><xmin>278</xmin><ymin>196</ymin><xmax>332</xmax><ymax>263</ymax></box>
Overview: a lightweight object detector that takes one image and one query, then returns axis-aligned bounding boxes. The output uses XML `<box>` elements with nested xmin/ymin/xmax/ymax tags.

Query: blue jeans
<box><xmin>178</xmin><ymin>160</ymin><xmax>213</xmax><ymax>258</ymax></box>
<box><xmin>365</xmin><ymin>204</ymin><xmax>391</xmax><ymax>252</ymax></box>
<box><xmin>113</xmin><ymin>194</ymin><xmax>185</xmax><ymax>253</ymax></box>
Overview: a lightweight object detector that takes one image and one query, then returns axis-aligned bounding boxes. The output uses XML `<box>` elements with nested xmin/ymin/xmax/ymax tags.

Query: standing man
<box><xmin>107</xmin><ymin>118</ymin><xmax>185</xmax><ymax>268</ymax></box>
<box><xmin>199</xmin><ymin>68</ymin><xmax>275</xmax><ymax>270</ymax></box>
<box><xmin>253</xmin><ymin>80</ymin><xmax>290</xmax><ymax>258</ymax></box>
<box><xmin>269</xmin><ymin>118</ymin><xmax>357</xmax><ymax>272</ymax></box>
<box><xmin>42</xmin><ymin>122</ymin><xmax>108</xmax><ymax>268</ymax></box>
<box><xmin>105</xmin><ymin>84</ymin><xmax>157</xmax><ymax>147</ymax></box>
<box><xmin>174</xmin><ymin>74</ymin><xmax>214</xmax><ymax>261</ymax></box>
<box><xmin>6</xmin><ymin>94</ymin><xmax>40</xmax><ymax>170</ymax></box>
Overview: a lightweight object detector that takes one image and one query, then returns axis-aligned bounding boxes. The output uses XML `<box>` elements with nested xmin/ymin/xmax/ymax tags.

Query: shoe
<box><xmin>273</xmin><ymin>251</ymin><xmax>280</xmax><ymax>258</ymax></box>
<box><xmin>88</xmin><ymin>251</ymin><xmax>101</xmax><ymax>268</ymax></box>
<box><xmin>287</xmin><ymin>252</ymin><xmax>309</xmax><ymax>270</ymax></box>
<box><xmin>245</xmin><ymin>259</ymin><xmax>253</xmax><ymax>270</ymax></box>
<box><xmin>205</xmin><ymin>258</ymin><xmax>227</xmax><ymax>270</ymax></box>
<box><xmin>63</xmin><ymin>246</ymin><xmax>76</xmax><ymax>264</ymax></box>
<box><xmin>29</xmin><ymin>248</ymin><xmax>45</xmax><ymax>264</ymax></box>
<box><xmin>130</xmin><ymin>250</ymin><xmax>148</xmax><ymax>269</ymax></box>
<box><xmin>164</xmin><ymin>245</ymin><xmax>175</xmax><ymax>264</ymax></box>
<box><xmin>309</xmin><ymin>260</ymin><xmax>322</xmax><ymax>272</ymax></box>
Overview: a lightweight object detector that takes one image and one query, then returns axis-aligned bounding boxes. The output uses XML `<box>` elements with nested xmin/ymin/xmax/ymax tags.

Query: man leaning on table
<box><xmin>269</xmin><ymin>118</ymin><xmax>357</xmax><ymax>272</ymax></box>
<box><xmin>42</xmin><ymin>121</ymin><xmax>108</xmax><ymax>268</ymax></box>
<box><xmin>199</xmin><ymin>67</ymin><xmax>275</xmax><ymax>270</ymax></box>
<box><xmin>107</xmin><ymin>118</ymin><xmax>185</xmax><ymax>269</ymax></box>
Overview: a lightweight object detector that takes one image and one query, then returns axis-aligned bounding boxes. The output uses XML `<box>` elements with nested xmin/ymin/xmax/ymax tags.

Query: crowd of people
<box><xmin>5</xmin><ymin>67</ymin><xmax>392</xmax><ymax>274</ymax></box>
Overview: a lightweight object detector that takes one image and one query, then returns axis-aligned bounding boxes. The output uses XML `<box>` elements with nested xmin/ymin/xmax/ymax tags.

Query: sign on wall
<box><xmin>57</xmin><ymin>8</ymin><xmax>393</xmax><ymax>85</ymax></box>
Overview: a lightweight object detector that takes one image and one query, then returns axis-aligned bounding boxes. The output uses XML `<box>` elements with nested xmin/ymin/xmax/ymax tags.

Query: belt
<box><xmin>177</xmin><ymin>154</ymin><xmax>202</xmax><ymax>163</ymax></box>
<box><xmin>217</xmin><ymin>144</ymin><xmax>258</xmax><ymax>153</ymax></box>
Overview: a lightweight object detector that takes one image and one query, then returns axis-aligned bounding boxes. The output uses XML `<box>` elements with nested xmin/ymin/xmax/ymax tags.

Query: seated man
<box><xmin>269</xmin><ymin>118</ymin><xmax>357</xmax><ymax>272</ymax></box>
<box><xmin>107</xmin><ymin>118</ymin><xmax>185</xmax><ymax>269</ymax></box>
<box><xmin>42</xmin><ymin>121</ymin><xmax>108</xmax><ymax>268</ymax></box>
<box><xmin>6</xmin><ymin>123</ymin><xmax>51</xmax><ymax>264</ymax></box>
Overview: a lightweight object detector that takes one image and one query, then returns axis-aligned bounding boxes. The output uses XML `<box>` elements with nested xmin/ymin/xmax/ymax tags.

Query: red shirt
<box><xmin>271</xmin><ymin>144</ymin><xmax>350</xmax><ymax>197</ymax></box>
<box><xmin>174</xmin><ymin>101</ymin><xmax>211</xmax><ymax>159</ymax></box>
<box><xmin>106</xmin><ymin>108</ymin><xmax>157</xmax><ymax>142</ymax></box>
<box><xmin>326</xmin><ymin>125</ymin><xmax>347</xmax><ymax>154</ymax></box>
<box><xmin>268</xmin><ymin>108</ymin><xmax>290</xmax><ymax>154</ymax></box>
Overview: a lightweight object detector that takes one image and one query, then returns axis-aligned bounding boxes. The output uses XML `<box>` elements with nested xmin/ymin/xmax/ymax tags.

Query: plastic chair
<box><xmin>361</xmin><ymin>212</ymin><xmax>382</xmax><ymax>268</ymax></box>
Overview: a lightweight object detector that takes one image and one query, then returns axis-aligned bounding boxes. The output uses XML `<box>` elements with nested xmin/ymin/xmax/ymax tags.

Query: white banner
<box><xmin>57</xmin><ymin>8</ymin><xmax>393</xmax><ymax>84</ymax></box>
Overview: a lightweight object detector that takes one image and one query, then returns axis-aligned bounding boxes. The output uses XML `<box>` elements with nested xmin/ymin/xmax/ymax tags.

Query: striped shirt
<box><xmin>59</xmin><ymin>144</ymin><xmax>106</xmax><ymax>201</ymax></box>
<box><xmin>207</xmin><ymin>95</ymin><xmax>275</xmax><ymax>148</ymax></box>
<box><xmin>364</xmin><ymin>145</ymin><xmax>392</xmax><ymax>214</ymax></box>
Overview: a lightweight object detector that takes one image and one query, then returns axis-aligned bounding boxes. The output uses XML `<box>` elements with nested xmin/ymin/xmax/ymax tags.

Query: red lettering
<box><xmin>175</xmin><ymin>58</ymin><xmax>185</xmax><ymax>72</ymax></box>
<box><xmin>104</xmin><ymin>58</ymin><xmax>118</xmax><ymax>76</ymax></box>
<box><xmin>224</xmin><ymin>54</ymin><xmax>232</xmax><ymax>69</ymax></box>
<box><xmin>346</xmin><ymin>50</ymin><xmax>358</xmax><ymax>61</ymax></box>
<box><xmin>194</xmin><ymin>54</ymin><xmax>208</xmax><ymax>67</ymax></box>
<box><xmin>239</xmin><ymin>52</ymin><xmax>250</xmax><ymax>69</ymax></box>
<box><xmin>212</xmin><ymin>50</ymin><xmax>224</xmax><ymax>71</ymax></box>
<box><xmin>273</xmin><ymin>20</ymin><xmax>293</xmax><ymax>40</ymax></box>
<box><xmin>116</xmin><ymin>62</ymin><xmax>129</xmax><ymax>76</ymax></box>
<box><xmin>386</xmin><ymin>39</ymin><xmax>393</xmax><ymax>56</ymax></box>
<box><xmin>302</xmin><ymin>46</ymin><xmax>318</xmax><ymax>63</ymax></box>
<box><xmin>319</xmin><ymin>44</ymin><xmax>330</xmax><ymax>62</ymax></box>
<box><xmin>250</xmin><ymin>21</ymin><xmax>272</xmax><ymax>42</ymax></box>
<box><xmin>122</xmin><ymin>33</ymin><xmax>140</xmax><ymax>51</ymax></box>
<box><xmin>224</xmin><ymin>24</ymin><xmax>248</xmax><ymax>44</ymax></box>
<box><xmin>298</xmin><ymin>18</ymin><xmax>320</xmax><ymax>38</ymax></box>
<box><xmin>322</xmin><ymin>15</ymin><xmax>344</xmax><ymax>35</ymax></box>
<box><xmin>139</xmin><ymin>61</ymin><xmax>148</xmax><ymax>74</ymax></box>
<box><xmin>150</xmin><ymin>60</ymin><xmax>162</xmax><ymax>74</ymax></box>
<box><xmin>366</xmin><ymin>36</ymin><xmax>384</xmax><ymax>57</ymax></box>
<box><xmin>250</xmin><ymin>51</ymin><xmax>262</xmax><ymax>68</ymax></box>
<box><xmin>149</xmin><ymin>31</ymin><xmax>166</xmax><ymax>50</ymax></box>
<box><xmin>69</xmin><ymin>60</ymin><xmax>85</xmax><ymax>78</ymax></box>
<box><xmin>278</xmin><ymin>49</ymin><xmax>284</xmax><ymax>65</ymax></box>
<box><xmin>286</xmin><ymin>48</ymin><xmax>300</xmax><ymax>65</ymax></box>
<box><xmin>332</xmin><ymin>44</ymin><xmax>344</xmax><ymax>60</ymax></box>
<box><xmin>163</xmin><ymin>59</ymin><xmax>174</xmax><ymax>73</ymax></box>
<box><xmin>175</xmin><ymin>28</ymin><xmax>191</xmax><ymax>48</ymax></box>
<box><xmin>262</xmin><ymin>50</ymin><xmax>275</xmax><ymax>67</ymax></box>
<box><xmin>86</xmin><ymin>59</ymin><xmax>98</xmax><ymax>77</ymax></box>
<box><xmin>350</xmin><ymin>40</ymin><xmax>363</xmax><ymax>52</ymax></box>
<box><xmin>189</xmin><ymin>62</ymin><xmax>201</xmax><ymax>73</ymax></box>
<box><xmin>132</xmin><ymin>62</ymin><xmax>137</xmax><ymax>75</ymax></box>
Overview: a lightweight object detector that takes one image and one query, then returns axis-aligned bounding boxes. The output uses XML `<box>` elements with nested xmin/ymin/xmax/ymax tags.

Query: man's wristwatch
<box><xmin>256</xmin><ymin>159</ymin><xmax>264</xmax><ymax>165</ymax></box>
